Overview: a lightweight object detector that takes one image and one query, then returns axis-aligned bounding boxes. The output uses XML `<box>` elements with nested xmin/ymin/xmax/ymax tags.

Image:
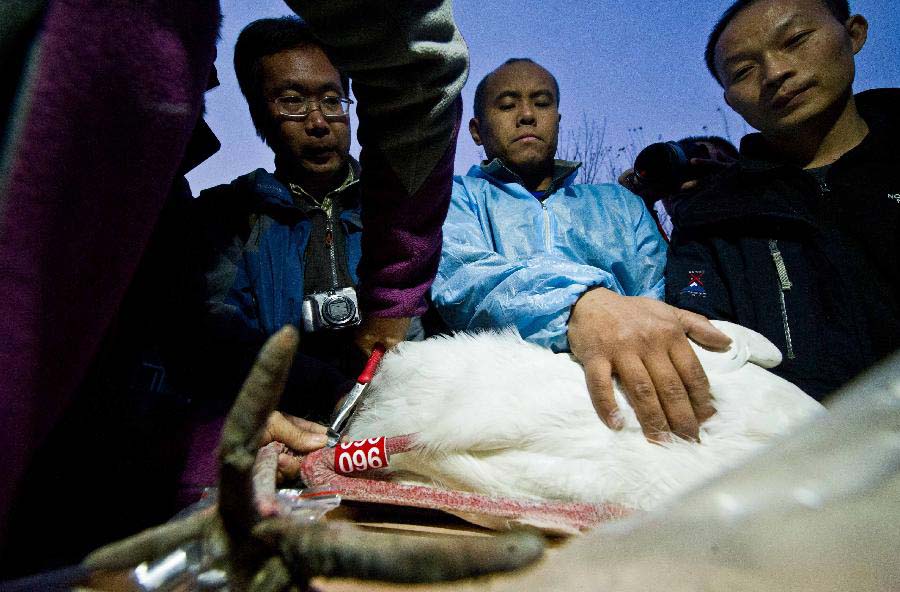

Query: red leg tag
<box><xmin>334</xmin><ymin>436</ymin><xmax>390</xmax><ymax>475</ymax></box>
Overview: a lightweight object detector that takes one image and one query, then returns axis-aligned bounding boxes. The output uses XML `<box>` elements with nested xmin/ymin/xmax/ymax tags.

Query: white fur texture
<box><xmin>346</xmin><ymin>321</ymin><xmax>824</xmax><ymax>511</ymax></box>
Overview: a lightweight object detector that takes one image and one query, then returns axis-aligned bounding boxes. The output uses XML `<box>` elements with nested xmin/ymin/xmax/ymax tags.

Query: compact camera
<box><xmin>301</xmin><ymin>286</ymin><xmax>361</xmax><ymax>332</ymax></box>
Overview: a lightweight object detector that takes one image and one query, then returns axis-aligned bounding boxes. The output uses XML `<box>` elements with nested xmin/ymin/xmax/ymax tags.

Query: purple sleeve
<box><xmin>0</xmin><ymin>0</ymin><xmax>219</xmax><ymax>539</ymax></box>
<box><xmin>357</xmin><ymin>101</ymin><xmax>462</xmax><ymax>316</ymax></box>
<box><xmin>285</xmin><ymin>0</ymin><xmax>469</xmax><ymax>317</ymax></box>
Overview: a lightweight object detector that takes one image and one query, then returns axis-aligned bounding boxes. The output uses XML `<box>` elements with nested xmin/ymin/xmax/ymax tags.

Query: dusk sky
<box><xmin>187</xmin><ymin>0</ymin><xmax>900</xmax><ymax>191</ymax></box>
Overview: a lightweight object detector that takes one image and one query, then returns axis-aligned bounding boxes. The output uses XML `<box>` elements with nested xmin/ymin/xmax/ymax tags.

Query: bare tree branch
<box><xmin>559</xmin><ymin>113</ymin><xmax>637</xmax><ymax>184</ymax></box>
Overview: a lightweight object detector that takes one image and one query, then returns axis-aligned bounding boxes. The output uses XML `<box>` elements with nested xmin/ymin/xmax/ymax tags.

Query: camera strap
<box><xmin>285</xmin><ymin>168</ymin><xmax>359</xmax><ymax>295</ymax></box>
<box><xmin>293</xmin><ymin>196</ymin><xmax>356</xmax><ymax>296</ymax></box>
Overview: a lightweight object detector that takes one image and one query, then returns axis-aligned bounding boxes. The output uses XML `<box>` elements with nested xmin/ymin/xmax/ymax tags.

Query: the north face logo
<box><xmin>889</xmin><ymin>194</ymin><xmax>900</xmax><ymax>204</ymax></box>
<box><xmin>680</xmin><ymin>271</ymin><xmax>707</xmax><ymax>297</ymax></box>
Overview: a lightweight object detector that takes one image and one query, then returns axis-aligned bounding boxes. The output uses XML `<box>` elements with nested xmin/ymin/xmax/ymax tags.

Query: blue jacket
<box><xmin>179</xmin><ymin>167</ymin><xmax>363</xmax><ymax>420</ymax></box>
<box><xmin>432</xmin><ymin>160</ymin><xmax>666</xmax><ymax>351</ymax></box>
<box><xmin>194</xmin><ymin>168</ymin><xmax>363</xmax><ymax>336</ymax></box>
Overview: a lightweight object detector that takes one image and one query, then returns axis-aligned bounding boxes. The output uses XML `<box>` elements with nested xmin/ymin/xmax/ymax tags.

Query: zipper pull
<box><xmin>807</xmin><ymin>168</ymin><xmax>831</xmax><ymax>197</ymax></box>
<box><xmin>768</xmin><ymin>240</ymin><xmax>792</xmax><ymax>291</ymax></box>
<box><xmin>768</xmin><ymin>239</ymin><xmax>796</xmax><ymax>360</ymax></box>
<box><xmin>325</xmin><ymin>219</ymin><xmax>334</xmax><ymax>247</ymax></box>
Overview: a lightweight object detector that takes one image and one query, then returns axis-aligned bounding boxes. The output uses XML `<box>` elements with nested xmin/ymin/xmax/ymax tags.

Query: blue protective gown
<box><xmin>432</xmin><ymin>159</ymin><xmax>666</xmax><ymax>351</ymax></box>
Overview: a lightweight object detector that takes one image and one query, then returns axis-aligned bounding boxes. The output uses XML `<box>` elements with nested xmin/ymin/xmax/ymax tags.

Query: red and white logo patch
<box><xmin>680</xmin><ymin>270</ymin><xmax>707</xmax><ymax>297</ymax></box>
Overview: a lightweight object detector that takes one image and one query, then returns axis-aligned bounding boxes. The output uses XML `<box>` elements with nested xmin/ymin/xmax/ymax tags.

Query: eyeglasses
<box><xmin>268</xmin><ymin>95</ymin><xmax>354</xmax><ymax>119</ymax></box>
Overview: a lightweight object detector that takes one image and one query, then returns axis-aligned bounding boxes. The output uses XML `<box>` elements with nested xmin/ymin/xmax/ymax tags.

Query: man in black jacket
<box><xmin>666</xmin><ymin>0</ymin><xmax>900</xmax><ymax>399</ymax></box>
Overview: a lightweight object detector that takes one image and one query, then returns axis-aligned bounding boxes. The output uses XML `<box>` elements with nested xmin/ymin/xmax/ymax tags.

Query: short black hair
<box><xmin>679</xmin><ymin>135</ymin><xmax>740</xmax><ymax>159</ymax></box>
<box><xmin>473</xmin><ymin>58</ymin><xmax>560</xmax><ymax>121</ymax></box>
<box><xmin>233</xmin><ymin>16</ymin><xmax>350</xmax><ymax>142</ymax></box>
<box><xmin>705</xmin><ymin>0</ymin><xmax>851</xmax><ymax>85</ymax></box>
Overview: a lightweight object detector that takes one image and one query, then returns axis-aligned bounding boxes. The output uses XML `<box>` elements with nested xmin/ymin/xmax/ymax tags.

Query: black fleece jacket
<box><xmin>665</xmin><ymin>89</ymin><xmax>900</xmax><ymax>400</ymax></box>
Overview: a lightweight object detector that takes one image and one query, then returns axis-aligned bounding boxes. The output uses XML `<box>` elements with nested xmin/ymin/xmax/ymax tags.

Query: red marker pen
<box><xmin>325</xmin><ymin>343</ymin><xmax>386</xmax><ymax>447</ymax></box>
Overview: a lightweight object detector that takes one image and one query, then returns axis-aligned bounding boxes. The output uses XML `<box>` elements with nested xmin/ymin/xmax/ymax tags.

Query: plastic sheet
<box><xmin>124</xmin><ymin>487</ymin><xmax>340</xmax><ymax>591</ymax></box>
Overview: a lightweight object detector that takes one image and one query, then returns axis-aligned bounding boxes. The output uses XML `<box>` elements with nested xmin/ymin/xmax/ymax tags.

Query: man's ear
<box><xmin>469</xmin><ymin>117</ymin><xmax>483</xmax><ymax>146</ymax></box>
<box><xmin>846</xmin><ymin>14</ymin><xmax>868</xmax><ymax>55</ymax></box>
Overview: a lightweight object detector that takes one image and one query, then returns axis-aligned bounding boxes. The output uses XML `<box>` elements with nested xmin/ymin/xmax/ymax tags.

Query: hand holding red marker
<box><xmin>326</xmin><ymin>343</ymin><xmax>387</xmax><ymax>447</ymax></box>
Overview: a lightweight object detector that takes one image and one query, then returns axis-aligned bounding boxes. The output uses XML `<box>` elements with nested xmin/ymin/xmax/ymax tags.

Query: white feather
<box><xmin>346</xmin><ymin>321</ymin><xmax>824</xmax><ymax>510</ymax></box>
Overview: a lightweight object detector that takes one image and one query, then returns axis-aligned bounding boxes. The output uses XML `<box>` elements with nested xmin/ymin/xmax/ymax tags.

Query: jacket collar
<box><xmin>282</xmin><ymin>158</ymin><xmax>360</xmax><ymax>206</ymax></box>
<box><xmin>473</xmin><ymin>158</ymin><xmax>581</xmax><ymax>194</ymax></box>
<box><xmin>243</xmin><ymin>157</ymin><xmax>361</xmax><ymax>213</ymax></box>
<box><xmin>673</xmin><ymin>89</ymin><xmax>900</xmax><ymax>233</ymax></box>
<box><xmin>738</xmin><ymin>88</ymin><xmax>899</xmax><ymax>169</ymax></box>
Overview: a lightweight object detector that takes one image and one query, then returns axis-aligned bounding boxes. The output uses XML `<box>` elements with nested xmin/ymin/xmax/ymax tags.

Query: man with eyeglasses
<box><xmin>180</xmin><ymin>16</ymin><xmax>440</xmax><ymax>424</ymax></box>
<box><xmin>168</xmin><ymin>5</ymin><xmax>467</xmax><ymax>513</ymax></box>
<box><xmin>432</xmin><ymin>58</ymin><xmax>731</xmax><ymax>444</ymax></box>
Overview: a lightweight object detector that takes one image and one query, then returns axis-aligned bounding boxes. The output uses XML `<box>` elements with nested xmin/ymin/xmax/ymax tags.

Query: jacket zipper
<box><xmin>768</xmin><ymin>239</ymin><xmax>795</xmax><ymax>360</ymax></box>
<box><xmin>325</xmin><ymin>214</ymin><xmax>339</xmax><ymax>291</ymax></box>
<box><xmin>541</xmin><ymin>201</ymin><xmax>552</xmax><ymax>250</ymax></box>
<box><xmin>494</xmin><ymin>160</ymin><xmax>561</xmax><ymax>252</ymax></box>
<box><xmin>809</xmin><ymin>168</ymin><xmax>831</xmax><ymax>197</ymax></box>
